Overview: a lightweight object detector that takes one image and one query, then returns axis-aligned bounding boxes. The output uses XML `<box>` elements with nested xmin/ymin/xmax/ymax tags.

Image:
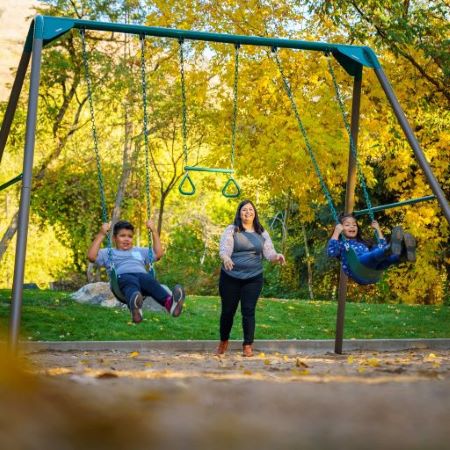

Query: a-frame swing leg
<box><xmin>374</xmin><ymin>67</ymin><xmax>450</xmax><ymax>225</ymax></box>
<box><xmin>0</xmin><ymin>49</ymin><xmax>31</xmax><ymax>163</ymax></box>
<box><xmin>9</xmin><ymin>25</ymin><xmax>44</xmax><ymax>352</ymax></box>
<box><xmin>335</xmin><ymin>67</ymin><xmax>362</xmax><ymax>355</ymax></box>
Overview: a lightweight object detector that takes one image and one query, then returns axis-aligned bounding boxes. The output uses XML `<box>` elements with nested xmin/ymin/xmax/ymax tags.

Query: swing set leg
<box><xmin>334</xmin><ymin>269</ymin><xmax>348</xmax><ymax>354</ymax></box>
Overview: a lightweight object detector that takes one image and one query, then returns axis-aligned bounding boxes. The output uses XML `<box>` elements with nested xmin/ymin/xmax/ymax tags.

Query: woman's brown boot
<box><xmin>215</xmin><ymin>340</ymin><xmax>229</xmax><ymax>355</ymax></box>
<box><xmin>242</xmin><ymin>344</ymin><xmax>253</xmax><ymax>357</ymax></box>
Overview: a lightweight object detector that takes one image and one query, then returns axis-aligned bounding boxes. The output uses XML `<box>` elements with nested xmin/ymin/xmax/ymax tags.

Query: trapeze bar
<box><xmin>184</xmin><ymin>166</ymin><xmax>234</xmax><ymax>174</ymax></box>
<box><xmin>353</xmin><ymin>195</ymin><xmax>436</xmax><ymax>216</ymax></box>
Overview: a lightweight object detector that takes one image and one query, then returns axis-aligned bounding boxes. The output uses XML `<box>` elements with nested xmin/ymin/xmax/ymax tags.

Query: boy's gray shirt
<box><xmin>96</xmin><ymin>247</ymin><xmax>155</xmax><ymax>274</ymax></box>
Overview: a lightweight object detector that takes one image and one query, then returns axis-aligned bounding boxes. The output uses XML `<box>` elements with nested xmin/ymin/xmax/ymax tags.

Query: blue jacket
<box><xmin>327</xmin><ymin>238</ymin><xmax>387</xmax><ymax>281</ymax></box>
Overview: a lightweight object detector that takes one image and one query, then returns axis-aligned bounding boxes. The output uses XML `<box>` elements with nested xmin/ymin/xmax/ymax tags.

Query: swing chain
<box><xmin>140</xmin><ymin>34</ymin><xmax>154</xmax><ymax>257</ymax></box>
<box><xmin>80</xmin><ymin>29</ymin><xmax>114</xmax><ymax>262</ymax></box>
<box><xmin>178</xmin><ymin>39</ymin><xmax>189</xmax><ymax>167</ymax></box>
<box><xmin>326</xmin><ymin>57</ymin><xmax>375</xmax><ymax>222</ymax></box>
<box><xmin>273</xmin><ymin>50</ymin><xmax>339</xmax><ymax>224</ymax></box>
<box><xmin>230</xmin><ymin>43</ymin><xmax>240</xmax><ymax>173</ymax></box>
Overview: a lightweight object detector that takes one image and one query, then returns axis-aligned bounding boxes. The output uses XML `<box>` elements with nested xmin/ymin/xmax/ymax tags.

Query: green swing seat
<box><xmin>110</xmin><ymin>268</ymin><xmax>127</xmax><ymax>303</ymax></box>
<box><xmin>109</xmin><ymin>265</ymin><xmax>157</xmax><ymax>303</ymax></box>
<box><xmin>345</xmin><ymin>246</ymin><xmax>383</xmax><ymax>284</ymax></box>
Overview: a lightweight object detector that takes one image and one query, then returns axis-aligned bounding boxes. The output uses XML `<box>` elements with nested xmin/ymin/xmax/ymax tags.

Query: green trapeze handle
<box><xmin>184</xmin><ymin>165</ymin><xmax>234</xmax><ymax>174</ymax></box>
<box><xmin>222</xmin><ymin>177</ymin><xmax>241</xmax><ymax>198</ymax></box>
<box><xmin>178</xmin><ymin>172</ymin><xmax>196</xmax><ymax>196</ymax></box>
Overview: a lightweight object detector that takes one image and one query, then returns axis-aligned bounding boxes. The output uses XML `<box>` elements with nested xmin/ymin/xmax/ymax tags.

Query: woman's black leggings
<box><xmin>218</xmin><ymin>270</ymin><xmax>263</xmax><ymax>345</ymax></box>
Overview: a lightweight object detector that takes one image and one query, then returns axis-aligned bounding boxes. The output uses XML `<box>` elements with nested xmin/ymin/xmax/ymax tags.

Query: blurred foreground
<box><xmin>1</xmin><ymin>347</ymin><xmax>449</xmax><ymax>450</ymax></box>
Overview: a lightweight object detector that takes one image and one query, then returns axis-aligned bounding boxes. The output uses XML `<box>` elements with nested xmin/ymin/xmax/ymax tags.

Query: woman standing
<box><xmin>217</xmin><ymin>200</ymin><xmax>285</xmax><ymax>357</ymax></box>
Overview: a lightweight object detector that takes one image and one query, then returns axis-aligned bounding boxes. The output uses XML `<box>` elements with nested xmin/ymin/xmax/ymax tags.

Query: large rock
<box><xmin>71</xmin><ymin>282</ymin><xmax>169</xmax><ymax>312</ymax></box>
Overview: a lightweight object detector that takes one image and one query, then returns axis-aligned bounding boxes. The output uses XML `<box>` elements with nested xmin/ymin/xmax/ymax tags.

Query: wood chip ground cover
<box><xmin>1</xmin><ymin>349</ymin><xmax>448</xmax><ymax>450</ymax></box>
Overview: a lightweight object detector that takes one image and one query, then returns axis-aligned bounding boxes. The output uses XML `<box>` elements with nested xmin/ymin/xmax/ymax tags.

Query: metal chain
<box><xmin>326</xmin><ymin>55</ymin><xmax>380</xmax><ymax>243</ymax></box>
<box><xmin>140</xmin><ymin>34</ymin><xmax>153</xmax><ymax>254</ymax></box>
<box><xmin>230</xmin><ymin>44</ymin><xmax>240</xmax><ymax>172</ymax></box>
<box><xmin>178</xmin><ymin>39</ymin><xmax>189</xmax><ymax>167</ymax></box>
<box><xmin>326</xmin><ymin>56</ymin><xmax>375</xmax><ymax>222</ymax></box>
<box><xmin>273</xmin><ymin>50</ymin><xmax>340</xmax><ymax>225</ymax></box>
<box><xmin>80</xmin><ymin>29</ymin><xmax>114</xmax><ymax>262</ymax></box>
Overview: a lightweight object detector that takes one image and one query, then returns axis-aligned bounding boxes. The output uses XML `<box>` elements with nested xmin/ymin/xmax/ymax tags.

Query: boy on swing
<box><xmin>88</xmin><ymin>220</ymin><xmax>185</xmax><ymax>323</ymax></box>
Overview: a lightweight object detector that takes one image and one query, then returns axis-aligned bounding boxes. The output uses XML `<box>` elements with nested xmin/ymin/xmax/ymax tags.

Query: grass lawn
<box><xmin>0</xmin><ymin>289</ymin><xmax>449</xmax><ymax>341</ymax></box>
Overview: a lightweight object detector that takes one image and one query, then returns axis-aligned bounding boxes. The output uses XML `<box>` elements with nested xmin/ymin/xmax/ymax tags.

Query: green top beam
<box><xmin>353</xmin><ymin>195</ymin><xmax>436</xmax><ymax>217</ymax></box>
<box><xmin>26</xmin><ymin>15</ymin><xmax>381</xmax><ymax>73</ymax></box>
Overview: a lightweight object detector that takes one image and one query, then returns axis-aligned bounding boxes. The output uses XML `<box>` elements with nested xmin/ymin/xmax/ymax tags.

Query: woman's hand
<box><xmin>273</xmin><ymin>253</ymin><xmax>286</xmax><ymax>265</ymax></box>
<box><xmin>222</xmin><ymin>255</ymin><xmax>234</xmax><ymax>271</ymax></box>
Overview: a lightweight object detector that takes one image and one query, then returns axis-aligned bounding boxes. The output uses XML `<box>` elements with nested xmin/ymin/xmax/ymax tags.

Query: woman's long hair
<box><xmin>338</xmin><ymin>213</ymin><xmax>373</xmax><ymax>247</ymax></box>
<box><xmin>233</xmin><ymin>199</ymin><xmax>265</xmax><ymax>234</ymax></box>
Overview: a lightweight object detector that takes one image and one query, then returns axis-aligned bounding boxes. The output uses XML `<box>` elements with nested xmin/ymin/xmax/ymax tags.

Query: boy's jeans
<box><xmin>118</xmin><ymin>272</ymin><xmax>169</xmax><ymax>308</ymax></box>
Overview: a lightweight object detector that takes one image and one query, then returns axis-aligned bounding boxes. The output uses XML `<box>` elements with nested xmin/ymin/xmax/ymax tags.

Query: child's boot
<box><xmin>403</xmin><ymin>233</ymin><xmax>416</xmax><ymax>262</ymax></box>
<box><xmin>390</xmin><ymin>226</ymin><xmax>404</xmax><ymax>256</ymax></box>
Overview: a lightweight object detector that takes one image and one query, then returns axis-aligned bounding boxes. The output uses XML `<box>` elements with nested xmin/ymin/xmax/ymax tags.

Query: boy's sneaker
<box><xmin>165</xmin><ymin>284</ymin><xmax>185</xmax><ymax>317</ymax></box>
<box><xmin>130</xmin><ymin>292</ymin><xmax>144</xmax><ymax>323</ymax></box>
<box><xmin>403</xmin><ymin>233</ymin><xmax>416</xmax><ymax>262</ymax></box>
<box><xmin>390</xmin><ymin>226</ymin><xmax>404</xmax><ymax>256</ymax></box>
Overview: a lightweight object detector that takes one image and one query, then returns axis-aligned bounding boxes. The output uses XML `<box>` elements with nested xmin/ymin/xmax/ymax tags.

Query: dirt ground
<box><xmin>1</xmin><ymin>347</ymin><xmax>449</xmax><ymax>450</ymax></box>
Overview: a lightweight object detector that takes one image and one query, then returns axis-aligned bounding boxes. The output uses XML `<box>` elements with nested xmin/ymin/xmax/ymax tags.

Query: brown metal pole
<box><xmin>335</xmin><ymin>66</ymin><xmax>362</xmax><ymax>354</ymax></box>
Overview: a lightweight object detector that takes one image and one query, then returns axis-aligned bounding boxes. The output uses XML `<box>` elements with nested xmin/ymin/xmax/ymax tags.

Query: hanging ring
<box><xmin>222</xmin><ymin>176</ymin><xmax>241</xmax><ymax>198</ymax></box>
<box><xmin>178</xmin><ymin>172</ymin><xmax>196</xmax><ymax>196</ymax></box>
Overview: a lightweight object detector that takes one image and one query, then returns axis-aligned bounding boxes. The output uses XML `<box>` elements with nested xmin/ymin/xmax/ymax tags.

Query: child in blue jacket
<box><xmin>327</xmin><ymin>214</ymin><xmax>416</xmax><ymax>284</ymax></box>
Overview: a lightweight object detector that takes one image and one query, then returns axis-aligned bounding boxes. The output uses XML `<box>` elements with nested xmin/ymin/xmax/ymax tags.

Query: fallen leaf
<box><xmin>129</xmin><ymin>351</ymin><xmax>140</xmax><ymax>358</ymax></box>
<box><xmin>96</xmin><ymin>372</ymin><xmax>118</xmax><ymax>379</ymax></box>
<box><xmin>424</xmin><ymin>353</ymin><xmax>438</xmax><ymax>362</ymax></box>
<box><xmin>296</xmin><ymin>358</ymin><xmax>309</xmax><ymax>368</ymax></box>
<box><xmin>291</xmin><ymin>369</ymin><xmax>309</xmax><ymax>376</ymax></box>
<box><xmin>366</xmin><ymin>358</ymin><xmax>380</xmax><ymax>367</ymax></box>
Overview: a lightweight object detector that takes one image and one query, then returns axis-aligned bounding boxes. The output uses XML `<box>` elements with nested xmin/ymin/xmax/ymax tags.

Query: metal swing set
<box><xmin>1</xmin><ymin>15</ymin><xmax>449</xmax><ymax>353</ymax></box>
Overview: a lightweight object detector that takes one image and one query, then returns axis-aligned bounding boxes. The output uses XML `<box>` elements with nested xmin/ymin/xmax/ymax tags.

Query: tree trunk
<box><xmin>0</xmin><ymin>211</ymin><xmax>19</xmax><ymax>262</ymax></box>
